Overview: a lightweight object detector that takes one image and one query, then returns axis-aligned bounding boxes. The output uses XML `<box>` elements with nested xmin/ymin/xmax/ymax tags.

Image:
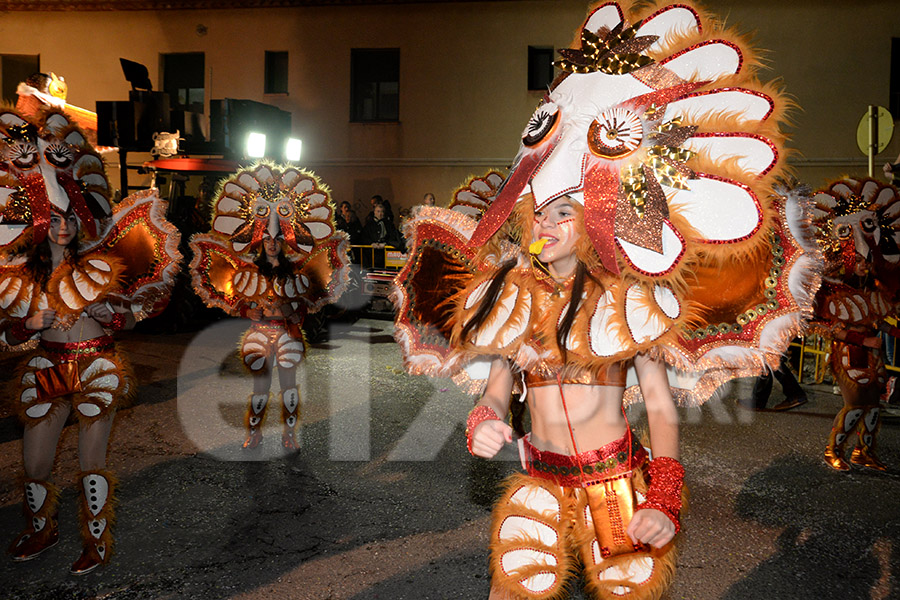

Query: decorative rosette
<box><xmin>393</xmin><ymin>2</ymin><xmax>823</xmax><ymax>405</ymax></box>
<box><xmin>0</xmin><ymin>107</ymin><xmax>112</xmax><ymax>252</ymax></box>
<box><xmin>190</xmin><ymin>163</ymin><xmax>350</xmax><ymax>316</ymax></box>
<box><xmin>808</xmin><ymin>177</ymin><xmax>900</xmax><ymax>332</ymax></box>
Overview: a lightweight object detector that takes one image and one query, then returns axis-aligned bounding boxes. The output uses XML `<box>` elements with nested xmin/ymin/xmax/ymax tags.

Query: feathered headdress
<box><xmin>0</xmin><ymin>107</ymin><xmax>112</xmax><ymax>252</ymax></box>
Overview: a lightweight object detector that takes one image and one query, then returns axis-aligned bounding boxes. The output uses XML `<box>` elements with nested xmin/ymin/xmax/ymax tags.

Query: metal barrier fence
<box><xmin>789</xmin><ymin>325</ymin><xmax>900</xmax><ymax>386</ymax></box>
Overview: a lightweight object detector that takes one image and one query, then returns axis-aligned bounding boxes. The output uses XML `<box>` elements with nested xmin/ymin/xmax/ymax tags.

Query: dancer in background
<box><xmin>393</xmin><ymin>2</ymin><xmax>821</xmax><ymax>597</ymax></box>
<box><xmin>189</xmin><ymin>164</ymin><xmax>350</xmax><ymax>450</ymax></box>
<box><xmin>1</xmin><ymin>107</ymin><xmax>182</xmax><ymax>574</ymax></box>
<box><xmin>812</xmin><ymin>177</ymin><xmax>900</xmax><ymax>472</ymax></box>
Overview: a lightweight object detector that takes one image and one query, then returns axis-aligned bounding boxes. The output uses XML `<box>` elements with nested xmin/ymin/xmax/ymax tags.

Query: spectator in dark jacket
<box><xmin>366</xmin><ymin>194</ymin><xmax>394</xmax><ymax>225</ymax></box>
<box><xmin>363</xmin><ymin>203</ymin><xmax>404</xmax><ymax>251</ymax></box>
<box><xmin>336</xmin><ymin>201</ymin><xmax>364</xmax><ymax>244</ymax></box>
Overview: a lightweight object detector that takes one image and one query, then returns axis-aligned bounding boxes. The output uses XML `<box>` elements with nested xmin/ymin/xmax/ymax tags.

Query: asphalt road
<box><xmin>0</xmin><ymin>317</ymin><xmax>898</xmax><ymax>600</ymax></box>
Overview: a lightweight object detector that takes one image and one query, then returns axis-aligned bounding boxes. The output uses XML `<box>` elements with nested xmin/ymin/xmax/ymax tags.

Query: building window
<box><xmin>265</xmin><ymin>51</ymin><xmax>289</xmax><ymax>95</ymax></box>
<box><xmin>350</xmin><ymin>48</ymin><xmax>399</xmax><ymax>122</ymax></box>
<box><xmin>891</xmin><ymin>38</ymin><xmax>900</xmax><ymax>119</ymax></box>
<box><xmin>528</xmin><ymin>46</ymin><xmax>555</xmax><ymax>91</ymax></box>
<box><xmin>1</xmin><ymin>54</ymin><xmax>40</xmax><ymax>104</ymax></box>
<box><xmin>162</xmin><ymin>52</ymin><xmax>205</xmax><ymax>113</ymax></box>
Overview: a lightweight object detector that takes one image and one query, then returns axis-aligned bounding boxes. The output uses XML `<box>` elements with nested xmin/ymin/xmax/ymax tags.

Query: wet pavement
<box><xmin>0</xmin><ymin>316</ymin><xmax>898</xmax><ymax>599</ymax></box>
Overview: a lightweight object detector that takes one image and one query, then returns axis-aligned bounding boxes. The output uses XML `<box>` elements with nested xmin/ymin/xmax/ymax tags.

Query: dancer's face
<box><xmin>263</xmin><ymin>234</ymin><xmax>282</xmax><ymax>258</ymax></box>
<box><xmin>533</xmin><ymin>196</ymin><xmax>580</xmax><ymax>278</ymax></box>
<box><xmin>48</xmin><ymin>212</ymin><xmax>78</xmax><ymax>247</ymax></box>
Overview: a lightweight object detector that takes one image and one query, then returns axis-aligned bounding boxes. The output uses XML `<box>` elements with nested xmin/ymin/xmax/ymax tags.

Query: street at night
<box><xmin>1</xmin><ymin>317</ymin><xmax>897</xmax><ymax>600</ymax></box>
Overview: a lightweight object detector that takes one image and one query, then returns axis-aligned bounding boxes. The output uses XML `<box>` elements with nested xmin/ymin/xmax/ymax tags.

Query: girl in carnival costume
<box><xmin>0</xmin><ymin>107</ymin><xmax>182</xmax><ymax>574</ymax></box>
<box><xmin>811</xmin><ymin>177</ymin><xmax>900</xmax><ymax>472</ymax></box>
<box><xmin>189</xmin><ymin>163</ymin><xmax>350</xmax><ymax>450</ymax></box>
<box><xmin>393</xmin><ymin>2</ymin><xmax>822</xmax><ymax>598</ymax></box>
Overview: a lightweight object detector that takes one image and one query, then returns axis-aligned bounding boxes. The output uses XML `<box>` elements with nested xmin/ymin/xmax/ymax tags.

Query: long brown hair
<box><xmin>459</xmin><ymin>259</ymin><xmax>517</xmax><ymax>343</ymax></box>
<box><xmin>25</xmin><ymin>223</ymin><xmax>80</xmax><ymax>291</ymax></box>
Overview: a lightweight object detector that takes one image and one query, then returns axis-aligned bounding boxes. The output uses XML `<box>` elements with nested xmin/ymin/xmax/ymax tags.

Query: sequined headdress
<box><xmin>209</xmin><ymin>163</ymin><xmax>339</xmax><ymax>260</ymax></box>
<box><xmin>0</xmin><ymin>107</ymin><xmax>112</xmax><ymax>252</ymax></box>
<box><xmin>472</xmin><ymin>0</ymin><xmax>789</xmax><ymax>282</ymax></box>
<box><xmin>392</xmin><ymin>0</ymin><xmax>823</xmax><ymax>407</ymax></box>
<box><xmin>812</xmin><ymin>177</ymin><xmax>900</xmax><ymax>279</ymax></box>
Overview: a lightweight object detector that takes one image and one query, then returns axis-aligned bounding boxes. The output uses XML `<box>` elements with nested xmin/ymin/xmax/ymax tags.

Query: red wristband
<box><xmin>9</xmin><ymin>320</ymin><xmax>34</xmax><ymax>341</ymax></box>
<box><xmin>465</xmin><ymin>405</ymin><xmax>501</xmax><ymax>456</ymax></box>
<box><xmin>636</xmin><ymin>456</ymin><xmax>685</xmax><ymax>534</ymax></box>
<box><xmin>106</xmin><ymin>313</ymin><xmax>127</xmax><ymax>331</ymax></box>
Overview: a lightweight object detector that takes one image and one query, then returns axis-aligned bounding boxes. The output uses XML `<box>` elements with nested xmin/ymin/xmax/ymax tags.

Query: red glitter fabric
<box><xmin>40</xmin><ymin>336</ymin><xmax>116</xmax><ymax>361</ymax></box>
<box><xmin>636</xmin><ymin>455</ymin><xmax>685</xmax><ymax>533</ymax></box>
<box><xmin>469</xmin><ymin>152</ymin><xmax>546</xmax><ymax>247</ymax></box>
<box><xmin>583</xmin><ymin>166</ymin><xmax>621</xmax><ymax>274</ymax></box>
<box><xmin>465</xmin><ymin>405</ymin><xmax>501</xmax><ymax>455</ymax></box>
<box><xmin>523</xmin><ymin>431</ymin><xmax>648</xmax><ymax>488</ymax></box>
<box><xmin>21</xmin><ymin>173</ymin><xmax>52</xmax><ymax>244</ymax></box>
<box><xmin>9</xmin><ymin>319</ymin><xmax>33</xmax><ymax>342</ymax></box>
<box><xmin>56</xmin><ymin>171</ymin><xmax>97</xmax><ymax>237</ymax></box>
<box><xmin>106</xmin><ymin>313</ymin><xmax>127</xmax><ymax>331</ymax></box>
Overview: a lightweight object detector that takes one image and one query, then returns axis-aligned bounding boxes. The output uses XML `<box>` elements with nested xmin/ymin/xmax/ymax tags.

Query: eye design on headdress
<box><xmin>859</xmin><ymin>215</ymin><xmax>877</xmax><ymax>234</ymax></box>
<box><xmin>588</xmin><ymin>107</ymin><xmax>643</xmax><ymax>159</ymax></box>
<box><xmin>277</xmin><ymin>200</ymin><xmax>294</xmax><ymax>218</ymax></box>
<box><xmin>523</xmin><ymin>102</ymin><xmax>560</xmax><ymax>147</ymax></box>
<box><xmin>6</xmin><ymin>140</ymin><xmax>39</xmax><ymax>170</ymax></box>
<box><xmin>255</xmin><ymin>203</ymin><xmax>270</xmax><ymax>218</ymax></box>
<box><xmin>43</xmin><ymin>139</ymin><xmax>74</xmax><ymax>169</ymax></box>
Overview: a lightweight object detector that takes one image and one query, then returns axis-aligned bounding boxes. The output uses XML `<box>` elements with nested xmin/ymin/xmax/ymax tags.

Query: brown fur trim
<box><xmin>47</xmin><ymin>254</ymin><xmax>127</xmax><ymax>318</ymax></box>
<box><xmin>20</xmin><ymin>477</ymin><xmax>61</xmax><ymax>521</ymax></box>
<box><xmin>489</xmin><ymin>473</ymin><xmax>578</xmax><ymax>600</ymax></box>
<box><xmin>77</xmin><ymin>469</ymin><xmax>117</xmax><ymax>563</ymax></box>
<box><xmin>71</xmin><ymin>347</ymin><xmax>135</xmax><ymax>424</ymax></box>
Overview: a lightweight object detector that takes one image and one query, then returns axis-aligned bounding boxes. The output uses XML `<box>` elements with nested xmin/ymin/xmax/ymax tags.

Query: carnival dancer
<box><xmin>0</xmin><ymin>107</ymin><xmax>182</xmax><ymax>574</ymax></box>
<box><xmin>811</xmin><ymin>177</ymin><xmax>900</xmax><ymax>472</ymax></box>
<box><xmin>189</xmin><ymin>163</ymin><xmax>350</xmax><ymax>450</ymax></box>
<box><xmin>392</xmin><ymin>2</ymin><xmax>821</xmax><ymax>598</ymax></box>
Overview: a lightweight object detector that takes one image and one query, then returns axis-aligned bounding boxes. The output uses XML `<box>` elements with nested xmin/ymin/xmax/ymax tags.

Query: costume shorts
<box><xmin>16</xmin><ymin>336</ymin><xmax>134</xmax><ymax>424</ymax></box>
<box><xmin>240</xmin><ymin>320</ymin><xmax>306</xmax><ymax>373</ymax></box>
<box><xmin>489</xmin><ymin>434</ymin><xmax>679</xmax><ymax>600</ymax></box>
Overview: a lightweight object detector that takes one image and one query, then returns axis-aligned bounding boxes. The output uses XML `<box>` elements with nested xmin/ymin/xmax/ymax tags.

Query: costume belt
<box><xmin>522</xmin><ymin>431</ymin><xmax>647</xmax><ymax>488</ymax></box>
<box><xmin>40</xmin><ymin>336</ymin><xmax>115</xmax><ymax>361</ymax></box>
<box><xmin>252</xmin><ymin>320</ymin><xmax>288</xmax><ymax>330</ymax></box>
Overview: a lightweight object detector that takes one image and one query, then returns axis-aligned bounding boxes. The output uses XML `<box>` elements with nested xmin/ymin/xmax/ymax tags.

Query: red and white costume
<box><xmin>393</xmin><ymin>2</ymin><xmax>822</xmax><ymax>598</ymax></box>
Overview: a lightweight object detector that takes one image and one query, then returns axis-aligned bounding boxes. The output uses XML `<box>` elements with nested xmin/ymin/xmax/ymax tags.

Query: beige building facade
<box><xmin>0</xmin><ymin>0</ymin><xmax>898</xmax><ymax>215</ymax></box>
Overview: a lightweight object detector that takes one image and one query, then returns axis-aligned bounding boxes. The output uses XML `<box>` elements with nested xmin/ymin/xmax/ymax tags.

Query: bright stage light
<box><xmin>246</xmin><ymin>132</ymin><xmax>266</xmax><ymax>158</ymax></box>
<box><xmin>285</xmin><ymin>138</ymin><xmax>302</xmax><ymax>162</ymax></box>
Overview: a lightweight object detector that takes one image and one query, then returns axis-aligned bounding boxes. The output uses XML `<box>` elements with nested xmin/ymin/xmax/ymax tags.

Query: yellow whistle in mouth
<box><xmin>529</xmin><ymin>238</ymin><xmax>548</xmax><ymax>255</ymax></box>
